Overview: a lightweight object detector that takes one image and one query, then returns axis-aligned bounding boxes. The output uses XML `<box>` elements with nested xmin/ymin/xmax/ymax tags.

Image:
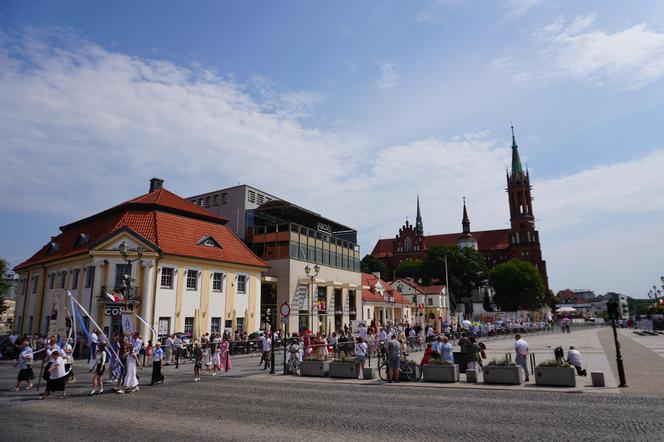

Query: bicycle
<box><xmin>378</xmin><ymin>352</ymin><xmax>422</xmax><ymax>382</ymax></box>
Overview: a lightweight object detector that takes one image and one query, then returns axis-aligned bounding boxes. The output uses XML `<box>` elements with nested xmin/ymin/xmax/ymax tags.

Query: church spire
<box><xmin>462</xmin><ymin>196</ymin><xmax>470</xmax><ymax>234</ymax></box>
<box><xmin>511</xmin><ymin>125</ymin><xmax>524</xmax><ymax>177</ymax></box>
<box><xmin>415</xmin><ymin>194</ymin><xmax>423</xmax><ymax>236</ymax></box>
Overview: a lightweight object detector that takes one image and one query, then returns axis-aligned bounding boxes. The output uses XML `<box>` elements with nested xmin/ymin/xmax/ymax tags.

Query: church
<box><xmin>371</xmin><ymin>128</ymin><xmax>549</xmax><ymax>292</ymax></box>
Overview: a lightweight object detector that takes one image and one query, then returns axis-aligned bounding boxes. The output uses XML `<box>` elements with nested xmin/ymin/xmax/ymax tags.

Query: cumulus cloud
<box><xmin>0</xmin><ymin>30</ymin><xmax>366</xmax><ymax>218</ymax></box>
<box><xmin>376</xmin><ymin>61</ymin><xmax>401</xmax><ymax>90</ymax></box>
<box><xmin>502</xmin><ymin>0</ymin><xmax>542</xmax><ymax>21</ymax></box>
<box><xmin>495</xmin><ymin>15</ymin><xmax>664</xmax><ymax>90</ymax></box>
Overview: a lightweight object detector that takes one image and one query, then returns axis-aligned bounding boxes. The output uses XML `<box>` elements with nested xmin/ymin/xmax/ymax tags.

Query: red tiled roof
<box><xmin>392</xmin><ymin>278</ymin><xmax>445</xmax><ymax>295</ymax></box>
<box><xmin>15</xmin><ymin>188</ymin><xmax>267</xmax><ymax>270</ymax></box>
<box><xmin>362</xmin><ymin>273</ymin><xmax>409</xmax><ymax>305</ymax></box>
<box><xmin>371</xmin><ymin>228</ymin><xmax>511</xmax><ymax>257</ymax></box>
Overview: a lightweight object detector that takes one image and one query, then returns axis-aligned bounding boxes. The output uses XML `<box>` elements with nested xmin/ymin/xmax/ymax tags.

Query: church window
<box><xmin>404</xmin><ymin>237</ymin><xmax>413</xmax><ymax>252</ymax></box>
<box><xmin>519</xmin><ymin>225</ymin><xmax>528</xmax><ymax>243</ymax></box>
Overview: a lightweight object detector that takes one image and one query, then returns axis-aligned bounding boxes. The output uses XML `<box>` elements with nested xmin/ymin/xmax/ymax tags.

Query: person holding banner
<box><xmin>13</xmin><ymin>340</ymin><xmax>34</xmax><ymax>391</ymax></box>
<box><xmin>122</xmin><ymin>345</ymin><xmax>141</xmax><ymax>393</ymax></box>
<box><xmin>39</xmin><ymin>350</ymin><xmax>67</xmax><ymax>399</ymax></box>
<box><xmin>89</xmin><ymin>342</ymin><xmax>107</xmax><ymax>396</ymax></box>
<box><xmin>63</xmin><ymin>339</ymin><xmax>75</xmax><ymax>383</ymax></box>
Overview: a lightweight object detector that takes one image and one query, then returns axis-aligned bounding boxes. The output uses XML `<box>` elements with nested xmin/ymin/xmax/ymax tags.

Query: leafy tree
<box><xmin>0</xmin><ymin>259</ymin><xmax>11</xmax><ymax>316</ymax></box>
<box><xmin>423</xmin><ymin>246</ymin><xmax>488</xmax><ymax>307</ymax></box>
<box><xmin>395</xmin><ymin>259</ymin><xmax>424</xmax><ymax>282</ymax></box>
<box><xmin>489</xmin><ymin>259</ymin><xmax>545</xmax><ymax>311</ymax></box>
<box><xmin>360</xmin><ymin>254</ymin><xmax>388</xmax><ymax>279</ymax></box>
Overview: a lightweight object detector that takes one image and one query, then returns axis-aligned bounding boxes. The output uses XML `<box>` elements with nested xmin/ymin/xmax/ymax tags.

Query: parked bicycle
<box><xmin>378</xmin><ymin>352</ymin><xmax>422</xmax><ymax>382</ymax></box>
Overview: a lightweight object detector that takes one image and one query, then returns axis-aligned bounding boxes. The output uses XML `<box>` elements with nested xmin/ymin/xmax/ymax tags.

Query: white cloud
<box><xmin>376</xmin><ymin>62</ymin><xmax>401</xmax><ymax>90</ymax></box>
<box><xmin>502</xmin><ymin>0</ymin><xmax>542</xmax><ymax>21</ymax></box>
<box><xmin>498</xmin><ymin>16</ymin><xmax>664</xmax><ymax>90</ymax></box>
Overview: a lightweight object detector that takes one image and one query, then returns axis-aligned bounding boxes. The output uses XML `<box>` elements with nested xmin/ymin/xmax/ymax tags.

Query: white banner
<box><xmin>122</xmin><ymin>312</ymin><xmax>136</xmax><ymax>335</ymax></box>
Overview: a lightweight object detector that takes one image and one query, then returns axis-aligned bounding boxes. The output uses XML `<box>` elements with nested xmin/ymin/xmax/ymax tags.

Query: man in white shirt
<box><xmin>89</xmin><ymin>330</ymin><xmax>99</xmax><ymax>369</ymax></box>
<box><xmin>514</xmin><ymin>334</ymin><xmax>529</xmax><ymax>382</ymax></box>
<box><xmin>566</xmin><ymin>346</ymin><xmax>587</xmax><ymax>376</ymax></box>
<box><xmin>165</xmin><ymin>335</ymin><xmax>174</xmax><ymax>365</ymax></box>
<box><xmin>261</xmin><ymin>333</ymin><xmax>272</xmax><ymax>370</ymax></box>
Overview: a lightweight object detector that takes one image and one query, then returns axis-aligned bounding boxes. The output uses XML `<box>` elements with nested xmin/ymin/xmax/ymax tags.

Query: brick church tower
<box><xmin>506</xmin><ymin>126</ymin><xmax>549</xmax><ymax>291</ymax></box>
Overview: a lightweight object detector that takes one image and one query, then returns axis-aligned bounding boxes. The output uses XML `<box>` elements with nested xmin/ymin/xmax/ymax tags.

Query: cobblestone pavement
<box><xmin>598</xmin><ymin>327</ymin><xmax>664</xmax><ymax>395</ymax></box>
<box><xmin>2</xmin><ymin>359</ymin><xmax>664</xmax><ymax>441</ymax></box>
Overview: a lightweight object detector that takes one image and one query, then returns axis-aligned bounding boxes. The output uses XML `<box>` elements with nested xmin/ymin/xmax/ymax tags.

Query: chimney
<box><xmin>149</xmin><ymin>177</ymin><xmax>164</xmax><ymax>193</ymax></box>
<box><xmin>372</xmin><ymin>271</ymin><xmax>382</xmax><ymax>279</ymax></box>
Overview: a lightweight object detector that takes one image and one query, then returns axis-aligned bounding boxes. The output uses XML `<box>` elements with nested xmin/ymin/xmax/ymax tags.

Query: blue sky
<box><xmin>1</xmin><ymin>0</ymin><xmax>664</xmax><ymax>298</ymax></box>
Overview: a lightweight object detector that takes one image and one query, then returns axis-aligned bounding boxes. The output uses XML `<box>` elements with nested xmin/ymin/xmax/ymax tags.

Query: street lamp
<box><xmin>266</xmin><ymin>308</ymin><xmax>275</xmax><ymax>374</ymax></box>
<box><xmin>118</xmin><ymin>242</ymin><xmax>144</xmax><ymax>311</ymax></box>
<box><xmin>304</xmin><ymin>264</ymin><xmax>320</xmax><ymax>332</ymax></box>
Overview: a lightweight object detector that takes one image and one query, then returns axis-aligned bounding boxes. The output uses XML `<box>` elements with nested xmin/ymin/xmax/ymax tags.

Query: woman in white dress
<box><xmin>123</xmin><ymin>346</ymin><xmax>141</xmax><ymax>393</ymax></box>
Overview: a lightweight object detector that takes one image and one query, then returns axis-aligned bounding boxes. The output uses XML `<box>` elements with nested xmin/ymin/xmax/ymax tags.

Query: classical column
<box><xmin>141</xmin><ymin>260</ymin><xmax>155</xmax><ymax>340</ymax></box>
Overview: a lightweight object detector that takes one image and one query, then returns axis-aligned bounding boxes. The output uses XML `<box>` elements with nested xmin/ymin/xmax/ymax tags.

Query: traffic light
<box><xmin>607</xmin><ymin>300</ymin><xmax>620</xmax><ymax>320</ymax></box>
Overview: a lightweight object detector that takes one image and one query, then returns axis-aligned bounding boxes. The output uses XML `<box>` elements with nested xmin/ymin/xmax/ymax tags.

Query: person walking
<box><xmin>355</xmin><ymin>337</ymin><xmax>367</xmax><ymax>378</ymax></box>
<box><xmin>220</xmin><ymin>338</ymin><xmax>232</xmax><ymax>372</ymax></box>
<box><xmin>13</xmin><ymin>340</ymin><xmax>34</xmax><ymax>391</ymax></box>
<box><xmin>261</xmin><ymin>333</ymin><xmax>271</xmax><ymax>370</ymax></box>
<box><xmin>122</xmin><ymin>346</ymin><xmax>141</xmax><ymax>393</ymax></box>
<box><xmin>62</xmin><ymin>339</ymin><xmax>75</xmax><ymax>383</ymax></box>
<box><xmin>212</xmin><ymin>343</ymin><xmax>221</xmax><ymax>376</ymax></box>
<box><xmin>514</xmin><ymin>334</ymin><xmax>530</xmax><ymax>382</ymax></box>
<box><xmin>39</xmin><ymin>350</ymin><xmax>67</xmax><ymax>399</ymax></box>
<box><xmin>89</xmin><ymin>342</ymin><xmax>107</xmax><ymax>396</ymax></box>
<box><xmin>150</xmin><ymin>342</ymin><xmax>165</xmax><ymax>385</ymax></box>
<box><xmin>386</xmin><ymin>334</ymin><xmax>401</xmax><ymax>383</ymax></box>
<box><xmin>89</xmin><ymin>329</ymin><xmax>99</xmax><ymax>369</ymax></box>
<box><xmin>193</xmin><ymin>342</ymin><xmax>203</xmax><ymax>382</ymax></box>
<box><xmin>165</xmin><ymin>334</ymin><xmax>174</xmax><ymax>365</ymax></box>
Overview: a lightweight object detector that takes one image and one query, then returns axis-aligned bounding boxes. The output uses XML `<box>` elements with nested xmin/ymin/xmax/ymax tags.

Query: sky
<box><xmin>1</xmin><ymin>0</ymin><xmax>663</xmax><ymax>298</ymax></box>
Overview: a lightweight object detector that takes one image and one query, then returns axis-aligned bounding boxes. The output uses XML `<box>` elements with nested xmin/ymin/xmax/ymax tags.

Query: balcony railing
<box><xmin>98</xmin><ymin>285</ymin><xmax>142</xmax><ymax>305</ymax></box>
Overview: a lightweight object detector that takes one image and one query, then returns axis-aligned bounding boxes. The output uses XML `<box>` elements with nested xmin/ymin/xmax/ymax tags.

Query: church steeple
<box><xmin>511</xmin><ymin>125</ymin><xmax>524</xmax><ymax>177</ymax></box>
<box><xmin>462</xmin><ymin>196</ymin><xmax>471</xmax><ymax>234</ymax></box>
<box><xmin>415</xmin><ymin>195</ymin><xmax>423</xmax><ymax>236</ymax></box>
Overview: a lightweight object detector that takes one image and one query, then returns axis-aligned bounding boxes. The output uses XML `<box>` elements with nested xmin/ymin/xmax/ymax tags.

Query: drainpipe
<box><xmin>35</xmin><ymin>264</ymin><xmax>47</xmax><ymax>335</ymax></box>
<box><xmin>150</xmin><ymin>254</ymin><xmax>162</xmax><ymax>340</ymax></box>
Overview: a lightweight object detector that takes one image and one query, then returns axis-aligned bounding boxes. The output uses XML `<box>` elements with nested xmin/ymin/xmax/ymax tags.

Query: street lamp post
<box><xmin>267</xmin><ymin>308</ymin><xmax>275</xmax><ymax>374</ymax></box>
<box><xmin>304</xmin><ymin>264</ymin><xmax>320</xmax><ymax>333</ymax></box>
<box><xmin>118</xmin><ymin>242</ymin><xmax>144</xmax><ymax>312</ymax></box>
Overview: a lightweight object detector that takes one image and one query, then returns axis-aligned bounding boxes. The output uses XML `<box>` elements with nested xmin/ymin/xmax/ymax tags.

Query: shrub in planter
<box><xmin>484</xmin><ymin>358</ymin><xmax>522</xmax><ymax>385</ymax></box>
<box><xmin>535</xmin><ymin>360</ymin><xmax>576</xmax><ymax>387</ymax></box>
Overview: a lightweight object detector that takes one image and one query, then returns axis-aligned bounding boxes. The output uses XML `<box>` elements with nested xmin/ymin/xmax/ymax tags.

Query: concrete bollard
<box><xmin>591</xmin><ymin>371</ymin><xmax>605</xmax><ymax>387</ymax></box>
<box><xmin>466</xmin><ymin>369</ymin><xmax>478</xmax><ymax>383</ymax></box>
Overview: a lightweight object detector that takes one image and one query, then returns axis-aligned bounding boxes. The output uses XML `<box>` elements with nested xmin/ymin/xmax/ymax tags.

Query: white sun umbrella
<box><xmin>556</xmin><ymin>307</ymin><xmax>577</xmax><ymax>313</ymax></box>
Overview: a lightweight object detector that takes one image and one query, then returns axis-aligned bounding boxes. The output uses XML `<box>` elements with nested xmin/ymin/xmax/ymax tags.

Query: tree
<box><xmin>0</xmin><ymin>259</ymin><xmax>11</xmax><ymax>316</ymax></box>
<box><xmin>489</xmin><ymin>259</ymin><xmax>545</xmax><ymax>311</ymax></box>
<box><xmin>423</xmin><ymin>246</ymin><xmax>488</xmax><ymax>307</ymax></box>
<box><xmin>360</xmin><ymin>254</ymin><xmax>388</xmax><ymax>279</ymax></box>
<box><xmin>395</xmin><ymin>259</ymin><xmax>424</xmax><ymax>282</ymax></box>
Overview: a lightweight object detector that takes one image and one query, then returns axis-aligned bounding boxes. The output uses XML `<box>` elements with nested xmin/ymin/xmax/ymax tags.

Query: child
<box><xmin>193</xmin><ymin>342</ymin><xmax>202</xmax><ymax>382</ymax></box>
<box><xmin>212</xmin><ymin>344</ymin><xmax>221</xmax><ymax>376</ymax></box>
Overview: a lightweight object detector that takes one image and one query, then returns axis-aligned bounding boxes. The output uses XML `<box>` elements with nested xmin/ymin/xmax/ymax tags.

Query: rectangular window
<box><xmin>221</xmin><ymin>193</ymin><xmax>227</xmax><ymax>204</ymax></box>
<box><xmin>237</xmin><ymin>275</ymin><xmax>247</xmax><ymax>294</ymax></box>
<box><xmin>31</xmin><ymin>276</ymin><xmax>38</xmax><ymax>294</ymax></box>
<box><xmin>85</xmin><ymin>267</ymin><xmax>95</xmax><ymax>288</ymax></box>
<box><xmin>212</xmin><ymin>194</ymin><xmax>219</xmax><ymax>206</ymax></box>
<box><xmin>212</xmin><ymin>273</ymin><xmax>223</xmax><ymax>292</ymax></box>
<box><xmin>71</xmin><ymin>269</ymin><xmax>80</xmax><ymax>290</ymax></box>
<box><xmin>428</xmin><ymin>297</ymin><xmax>433</xmax><ymax>306</ymax></box>
<box><xmin>115</xmin><ymin>263</ymin><xmax>131</xmax><ymax>290</ymax></box>
<box><xmin>204</xmin><ymin>196</ymin><xmax>210</xmax><ymax>208</ymax></box>
<box><xmin>58</xmin><ymin>271</ymin><xmax>66</xmax><ymax>289</ymax></box>
<box><xmin>290</xmin><ymin>242</ymin><xmax>298</xmax><ymax>258</ymax></box>
<box><xmin>248</xmin><ymin>190</ymin><xmax>256</xmax><ymax>203</ymax></box>
<box><xmin>211</xmin><ymin>317</ymin><xmax>221</xmax><ymax>333</ymax></box>
<box><xmin>257</xmin><ymin>193</ymin><xmax>264</xmax><ymax>205</ymax></box>
<box><xmin>161</xmin><ymin>267</ymin><xmax>174</xmax><ymax>289</ymax></box>
<box><xmin>225</xmin><ymin>320</ymin><xmax>232</xmax><ymax>329</ymax></box>
<box><xmin>184</xmin><ymin>317</ymin><xmax>194</xmax><ymax>334</ymax></box>
<box><xmin>236</xmin><ymin>317</ymin><xmax>244</xmax><ymax>333</ymax></box>
<box><xmin>186</xmin><ymin>270</ymin><xmax>198</xmax><ymax>290</ymax></box>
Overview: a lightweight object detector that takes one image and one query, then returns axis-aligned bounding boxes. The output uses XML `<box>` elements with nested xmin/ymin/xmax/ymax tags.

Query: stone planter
<box><xmin>301</xmin><ymin>361</ymin><xmax>329</xmax><ymax>377</ymax></box>
<box><xmin>363</xmin><ymin>367</ymin><xmax>375</xmax><ymax>379</ymax></box>
<box><xmin>483</xmin><ymin>365</ymin><xmax>523</xmax><ymax>385</ymax></box>
<box><xmin>535</xmin><ymin>367</ymin><xmax>576</xmax><ymax>387</ymax></box>
<box><xmin>329</xmin><ymin>361</ymin><xmax>358</xmax><ymax>379</ymax></box>
<box><xmin>422</xmin><ymin>364</ymin><xmax>459</xmax><ymax>383</ymax></box>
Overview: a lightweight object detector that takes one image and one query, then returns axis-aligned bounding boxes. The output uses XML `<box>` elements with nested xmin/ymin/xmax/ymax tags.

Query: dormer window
<box><xmin>46</xmin><ymin>242</ymin><xmax>60</xmax><ymax>255</ymax></box>
<box><xmin>75</xmin><ymin>233</ymin><xmax>90</xmax><ymax>246</ymax></box>
<box><xmin>197</xmin><ymin>236</ymin><xmax>221</xmax><ymax>248</ymax></box>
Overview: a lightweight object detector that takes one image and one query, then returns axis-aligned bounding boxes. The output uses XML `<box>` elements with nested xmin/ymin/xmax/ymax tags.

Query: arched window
<box><xmin>519</xmin><ymin>224</ymin><xmax>528</xmax><ymax>243</ymax></box>
<box><xmin>404</xmin><ymin>237</ymin><xmax>413</xmax><ymax>252</ymax></box>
